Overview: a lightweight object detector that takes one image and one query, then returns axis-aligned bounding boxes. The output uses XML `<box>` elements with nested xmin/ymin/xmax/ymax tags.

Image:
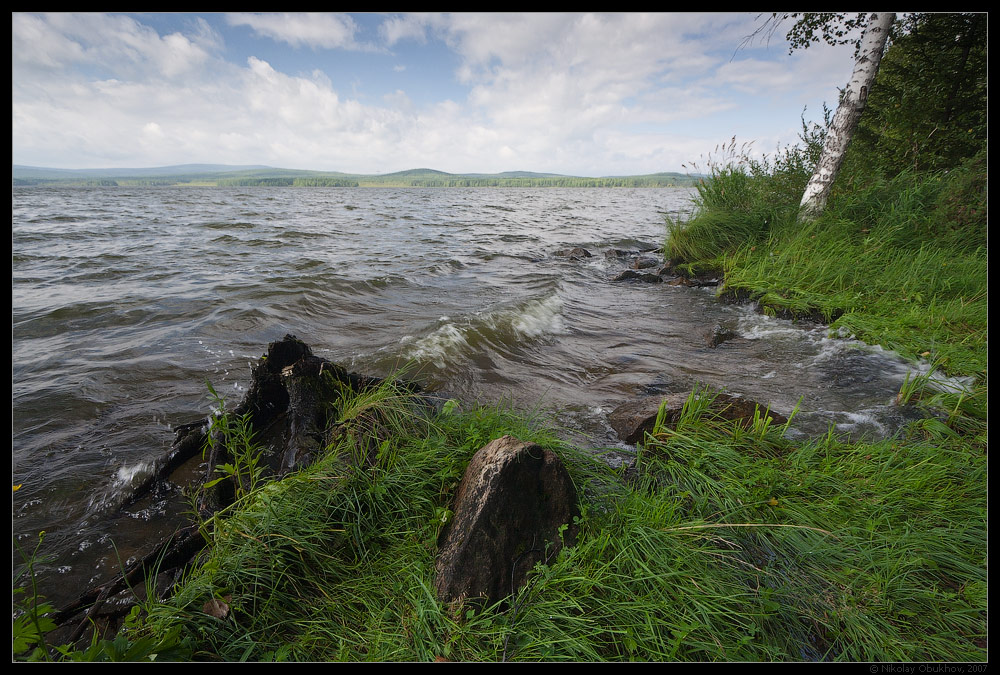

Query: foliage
<box><xmin>202</xmin><ymin>381</ymin><xmax>267</xmax><ymax>500</ymax></box>
<box><xmin>846</xmin><ymin>13</ymin><xmax>987</xmax><ymax>176</ymax></box>
<box><xmin>666</xmin><ymin>132</ymin><xmax>817</xmax><ymax>266</ymax></box>
<box><xmin>107</xmin><ymin>388</ymin><xmax>987</xmax><ymax>661</ymax></box>
<box><xmin>13</xmin><ymin>532</ymin><xmax>193</xmax><ymax>662</ymax></box>
<box><xmin>13</xmin><ymin>533</ymin><xmax>58</xmax><ymax>661</ymax></box>
<box><xmin>669</xmin><ymin>150</ymin><xmax>988</xmax><ymax>377</ymax></box>
<box><xmin>782</xmin><ymin>12</ymin><xmax>876</xmax><ymax>54</ymax></box>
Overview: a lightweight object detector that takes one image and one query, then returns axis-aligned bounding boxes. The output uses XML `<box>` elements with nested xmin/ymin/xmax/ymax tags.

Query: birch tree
<box><xmin>798</xmin><ymin>12</ymin><xmax>895</xmax><ymax>220</ymax></box>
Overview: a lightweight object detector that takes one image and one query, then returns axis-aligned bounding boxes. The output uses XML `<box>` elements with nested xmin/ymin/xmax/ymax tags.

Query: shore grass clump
<box><xmin>17</xmin><ymin>377</ymin><xmax>986</xmax><ymax>661</ymax></box>
<box><xmin>636</xmin><ymin>393</ymin><xmax>985</xmax><ymax>661</ymax></box>
<box><xmin>667</xmin><ymin>140</ymin><xmax>987</xmax><ymax>381</ymax></box>
<box><xmin>94</xmin><ymin>379</ymin><xmax>982</xmax><ymax>662</ymax></box>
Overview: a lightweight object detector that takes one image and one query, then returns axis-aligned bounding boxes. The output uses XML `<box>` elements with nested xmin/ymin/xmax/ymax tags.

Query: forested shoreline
<box><xmin>12</xmin><ymin>169</ymin><xmax>699</xmax><ymax>189</ymax></box>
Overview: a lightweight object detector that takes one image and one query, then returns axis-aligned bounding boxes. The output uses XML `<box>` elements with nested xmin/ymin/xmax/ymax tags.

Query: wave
<box><xmin>400</xmin><ymin>293</ymin><xmax>565</xmax><ymax>370</ymax></box>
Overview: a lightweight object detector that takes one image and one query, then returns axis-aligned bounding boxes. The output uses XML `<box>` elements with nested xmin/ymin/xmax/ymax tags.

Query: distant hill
<box><xmin>13</xmin><ymin>164</ymin><xmax>274</xmax><ymax>179</ymax></box>
<box><xmin>12</xmin><ymin>164</ymin><xmax>702</xmax><ymax>188</ymax></box>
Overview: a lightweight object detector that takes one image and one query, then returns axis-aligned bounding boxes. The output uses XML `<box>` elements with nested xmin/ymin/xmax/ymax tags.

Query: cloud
<box><xmin>12</xmin><ymin>12</ymin><xmax>858</xmax><ymax>175</ymax></box>
<box><xmin>226</xmin><ymin>12</ymin><xmax>368</xmax><ymax>50</ymax></box>
<box><xmin>12</xmin><ymin>12</ymin><xmax>220</xmax><ymax>80</ymax></box>
<box><xmin>379</xmin><ymin>13</ymin><xmax>431</xmax><ymax>46</ymax></box>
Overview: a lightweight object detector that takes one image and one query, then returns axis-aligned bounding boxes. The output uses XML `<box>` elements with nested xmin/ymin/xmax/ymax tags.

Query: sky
<box><xmin>12</xmin><ymin>12</ymin><xmax>863</xmax><ymax>176</ymax></box>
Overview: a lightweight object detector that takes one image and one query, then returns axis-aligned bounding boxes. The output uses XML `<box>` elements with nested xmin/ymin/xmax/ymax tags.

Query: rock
<box><xmin>604</xmin><ymin>248</ymin><xmax>634</xmax><ymax>259</ymax></box>
<box><xmin>608</xmin><ymin>392</ymin><xmax>788</xmax><ymax>445</ymax></box>
<box><xmin>434</xmin><ymin>435</ymin><xmax>579</xmax><ymax>605</ymax></box>
<box><xmin>612</xmin><ymin>270</ymin><xmax>663</xmax><ymax>283</ymax></box>
<box><xmin>553</xmin><ymin>247</ymin><xmax>592</xmax><ymax>259</ymax></box>
<box><xmin>631</xmin><ymin>256</ymin><xmax>660</xmax><ymax>270</ymax></box>
<box><xmin>704</xmin><ymin>324</ymin><xmax>739</xmax><ymax>348</ymax></box>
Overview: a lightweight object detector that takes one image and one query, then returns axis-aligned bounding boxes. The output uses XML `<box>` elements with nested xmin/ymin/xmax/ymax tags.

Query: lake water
<box><xmin>12</xmin><ymin>186</ymin><xmax>931</xmax><ymax>608</ymax></box>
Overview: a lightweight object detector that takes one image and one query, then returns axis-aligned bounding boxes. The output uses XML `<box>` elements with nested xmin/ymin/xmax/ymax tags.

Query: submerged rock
<box><xmin>631</xmin><ymin>256</ymin><xmax>661</xmax><ymax>270</ymax></box>
<box><xmin>553</xmin><ymin>246</ymin><xmax>592</xmax><ymax>259</ymax></box>
<box><xmin>704</xmin><ymin>323</ymin><xmax>740</xmax><ymax>348</ymax></box>
<box><xmin>434</xmin><ymin>435</ymin><xmax>579</xmax><ymax>605</ymax></box>
<box><xmin>608</xmin><ymin>391</ymin><xmax>788</xmax><ymax>445</ymax></box>
<box><xmin>612</xmin><ymin>270</ymin><xmax>663</xmax><ymax>283</ymax></box>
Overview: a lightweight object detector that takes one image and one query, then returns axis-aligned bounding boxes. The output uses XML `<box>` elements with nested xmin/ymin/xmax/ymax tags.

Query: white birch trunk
<box><xmin>799</xmin><ymin>12</ymin><xmax>895</xmax><ymax>220</ymax></box>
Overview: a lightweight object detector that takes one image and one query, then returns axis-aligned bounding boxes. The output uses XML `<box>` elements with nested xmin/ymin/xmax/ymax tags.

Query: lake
<box><xmin>13</xmin><ymin>186</ymin><xmax>928</xmax><ymax>608</ymax></box>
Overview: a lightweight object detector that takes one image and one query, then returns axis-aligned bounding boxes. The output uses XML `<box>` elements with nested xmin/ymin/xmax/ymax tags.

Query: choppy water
<box><xmin>12</xmin><ymin>186</ymin><xmax>940</xmax><ymax>608</ymax></box>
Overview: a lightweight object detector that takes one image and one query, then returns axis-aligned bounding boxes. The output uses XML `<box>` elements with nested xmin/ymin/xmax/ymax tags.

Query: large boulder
<box><xmin>434</xmin><ymin>436</ymin><xmax>579</xmax><ymax>605</ymax></box>
<box><xmin>609</xmin><ymin>391</ymin><xmax>788</xmax><ymax>445</ymax></box>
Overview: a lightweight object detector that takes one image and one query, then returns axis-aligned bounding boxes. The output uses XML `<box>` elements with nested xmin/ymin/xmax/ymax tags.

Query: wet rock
<box><xmin>665</xmin><ymin>275</ymin><xmax>719</xmax><ymax>288</ymax></box>
<box><xmin>608</xmin><ymin>391</ymin><xmax>788</xmax><ymax>445</ymax></box>
<box><xmin>553</xmin><ymin>246</ymin><xmax>592</xmax><ymax>259</ymax></box>
<box><xmin>704</xmin><ymin>323</ymin><xmax>740</xmax><ymax>348</ymax></box>
<box><xmin>434</xmin><ymin>435</ymin><xmax>579</xmax><ymax>605</ymax></box>
<box><xmin>612</xmin><ymin>270</ymin><xmax>663</xmax><ymax>283</ymax></box>
<box><xmin>635</xmin><ymin>241</ymin><xmax>661</xmax><ymax>252</ymax></box>
<box><xmin>53</xmin><ymin>335</ymin><xmax>422</xmax><ymax>641</ymax></box>
<box><xmin>631</xmin><ymin>256</ymin><xmax>661</xmax><ymax>270</ymax></box>
<box><xmin>604</xmin><ymin>248</ymin><xmax>634</xmax><ymax>259</ymax></box>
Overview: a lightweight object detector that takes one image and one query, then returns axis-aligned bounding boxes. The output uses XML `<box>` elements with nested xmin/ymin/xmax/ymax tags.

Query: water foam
<box><xmin>402</xmin><ymin>293</ymin><xmax>564</xmax><ymax>369</ymax></box>
<box><xmin>510</xmin><ymin>294</ymin><xmax>565</xmax><ymax>338</ymax></box>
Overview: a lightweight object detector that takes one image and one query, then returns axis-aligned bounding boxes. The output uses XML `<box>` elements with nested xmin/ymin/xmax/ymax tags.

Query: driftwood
<box><xmin>50</xmin><ymin>334</ymin><xmax>421</xmax><ymax>643</ymax></box>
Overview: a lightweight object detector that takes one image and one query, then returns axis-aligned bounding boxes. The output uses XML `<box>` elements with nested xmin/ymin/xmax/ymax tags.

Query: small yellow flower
<box><xmin>768</xmin><ymin>497</ymin><xmax>779</xmax><ymax>506</ymax></box>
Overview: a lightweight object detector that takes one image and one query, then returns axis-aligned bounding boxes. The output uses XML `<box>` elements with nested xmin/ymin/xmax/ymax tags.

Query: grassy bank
<box><xmin>17</xmin><ymin>382</ymin><xmax>986</xmax><ymax>661</ymax></box>
<box><xmin>666</xmin><ymin>149</ymin><xmax>987</xmax><ymax>380</ymax></box>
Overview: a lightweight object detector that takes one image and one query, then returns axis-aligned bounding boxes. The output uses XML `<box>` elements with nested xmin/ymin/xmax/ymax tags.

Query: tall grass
<box><xmin>667</xmin><ymin>145</ymin><xmax>987</xmax><ymax>380</ymax></box>
<box><xmin>114</xmin><ymin>385</ymin><xmax>986</xmax><ymax>662</ymax></box>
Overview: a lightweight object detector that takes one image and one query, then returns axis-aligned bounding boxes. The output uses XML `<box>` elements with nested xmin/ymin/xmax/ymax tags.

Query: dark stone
<box><xmin>660</xmin><ymin>259</ymin><xmax>679</xmax><ymax>273</ymax></box>
<box><xmin>631</xmin><ymin>256</ymin><xmax>661</xmax><ymax>270</ymax></box>
<box><xmin>192</xmin><ymin>334</ymin><xmax>416</xmax><ymax>506</ymax></box>
<box><xmin>704</xmin><ymin>323</ymin><xmax>739</xmax><ymax>348</ymax></box>
<box><xmin>434</xmin><ymin>435</ymin><xmax>579</xmax><ymax>605</ymax></box>
<box><xmin>612</xmin><ymin>270</ymin><xmax>663</xmax><ymax>283</ymax></box>
<box><xmin>608</xmin><ymin>392</ymin><xmax>788</xmax><ymax>445</ymax></box>
<box><xmin>554</xmin><ymin>247</ymin><xmax>592</xmax><ymax>259</ymax></box>
<box><xmin>604</xmin><ymin>248</ymin><xmax>634</xmax><ymax>259</ymax></box>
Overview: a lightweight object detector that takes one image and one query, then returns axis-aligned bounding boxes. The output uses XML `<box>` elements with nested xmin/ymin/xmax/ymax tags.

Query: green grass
<box><xmin>667</xmin><ymin>155</ymin><xmax>987</xmax><ymax>380</ymax></box>
<box><xmin>60</xmin><ymin>383</ymin><xmax>977</xmax><ymax>662</ymax></box>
